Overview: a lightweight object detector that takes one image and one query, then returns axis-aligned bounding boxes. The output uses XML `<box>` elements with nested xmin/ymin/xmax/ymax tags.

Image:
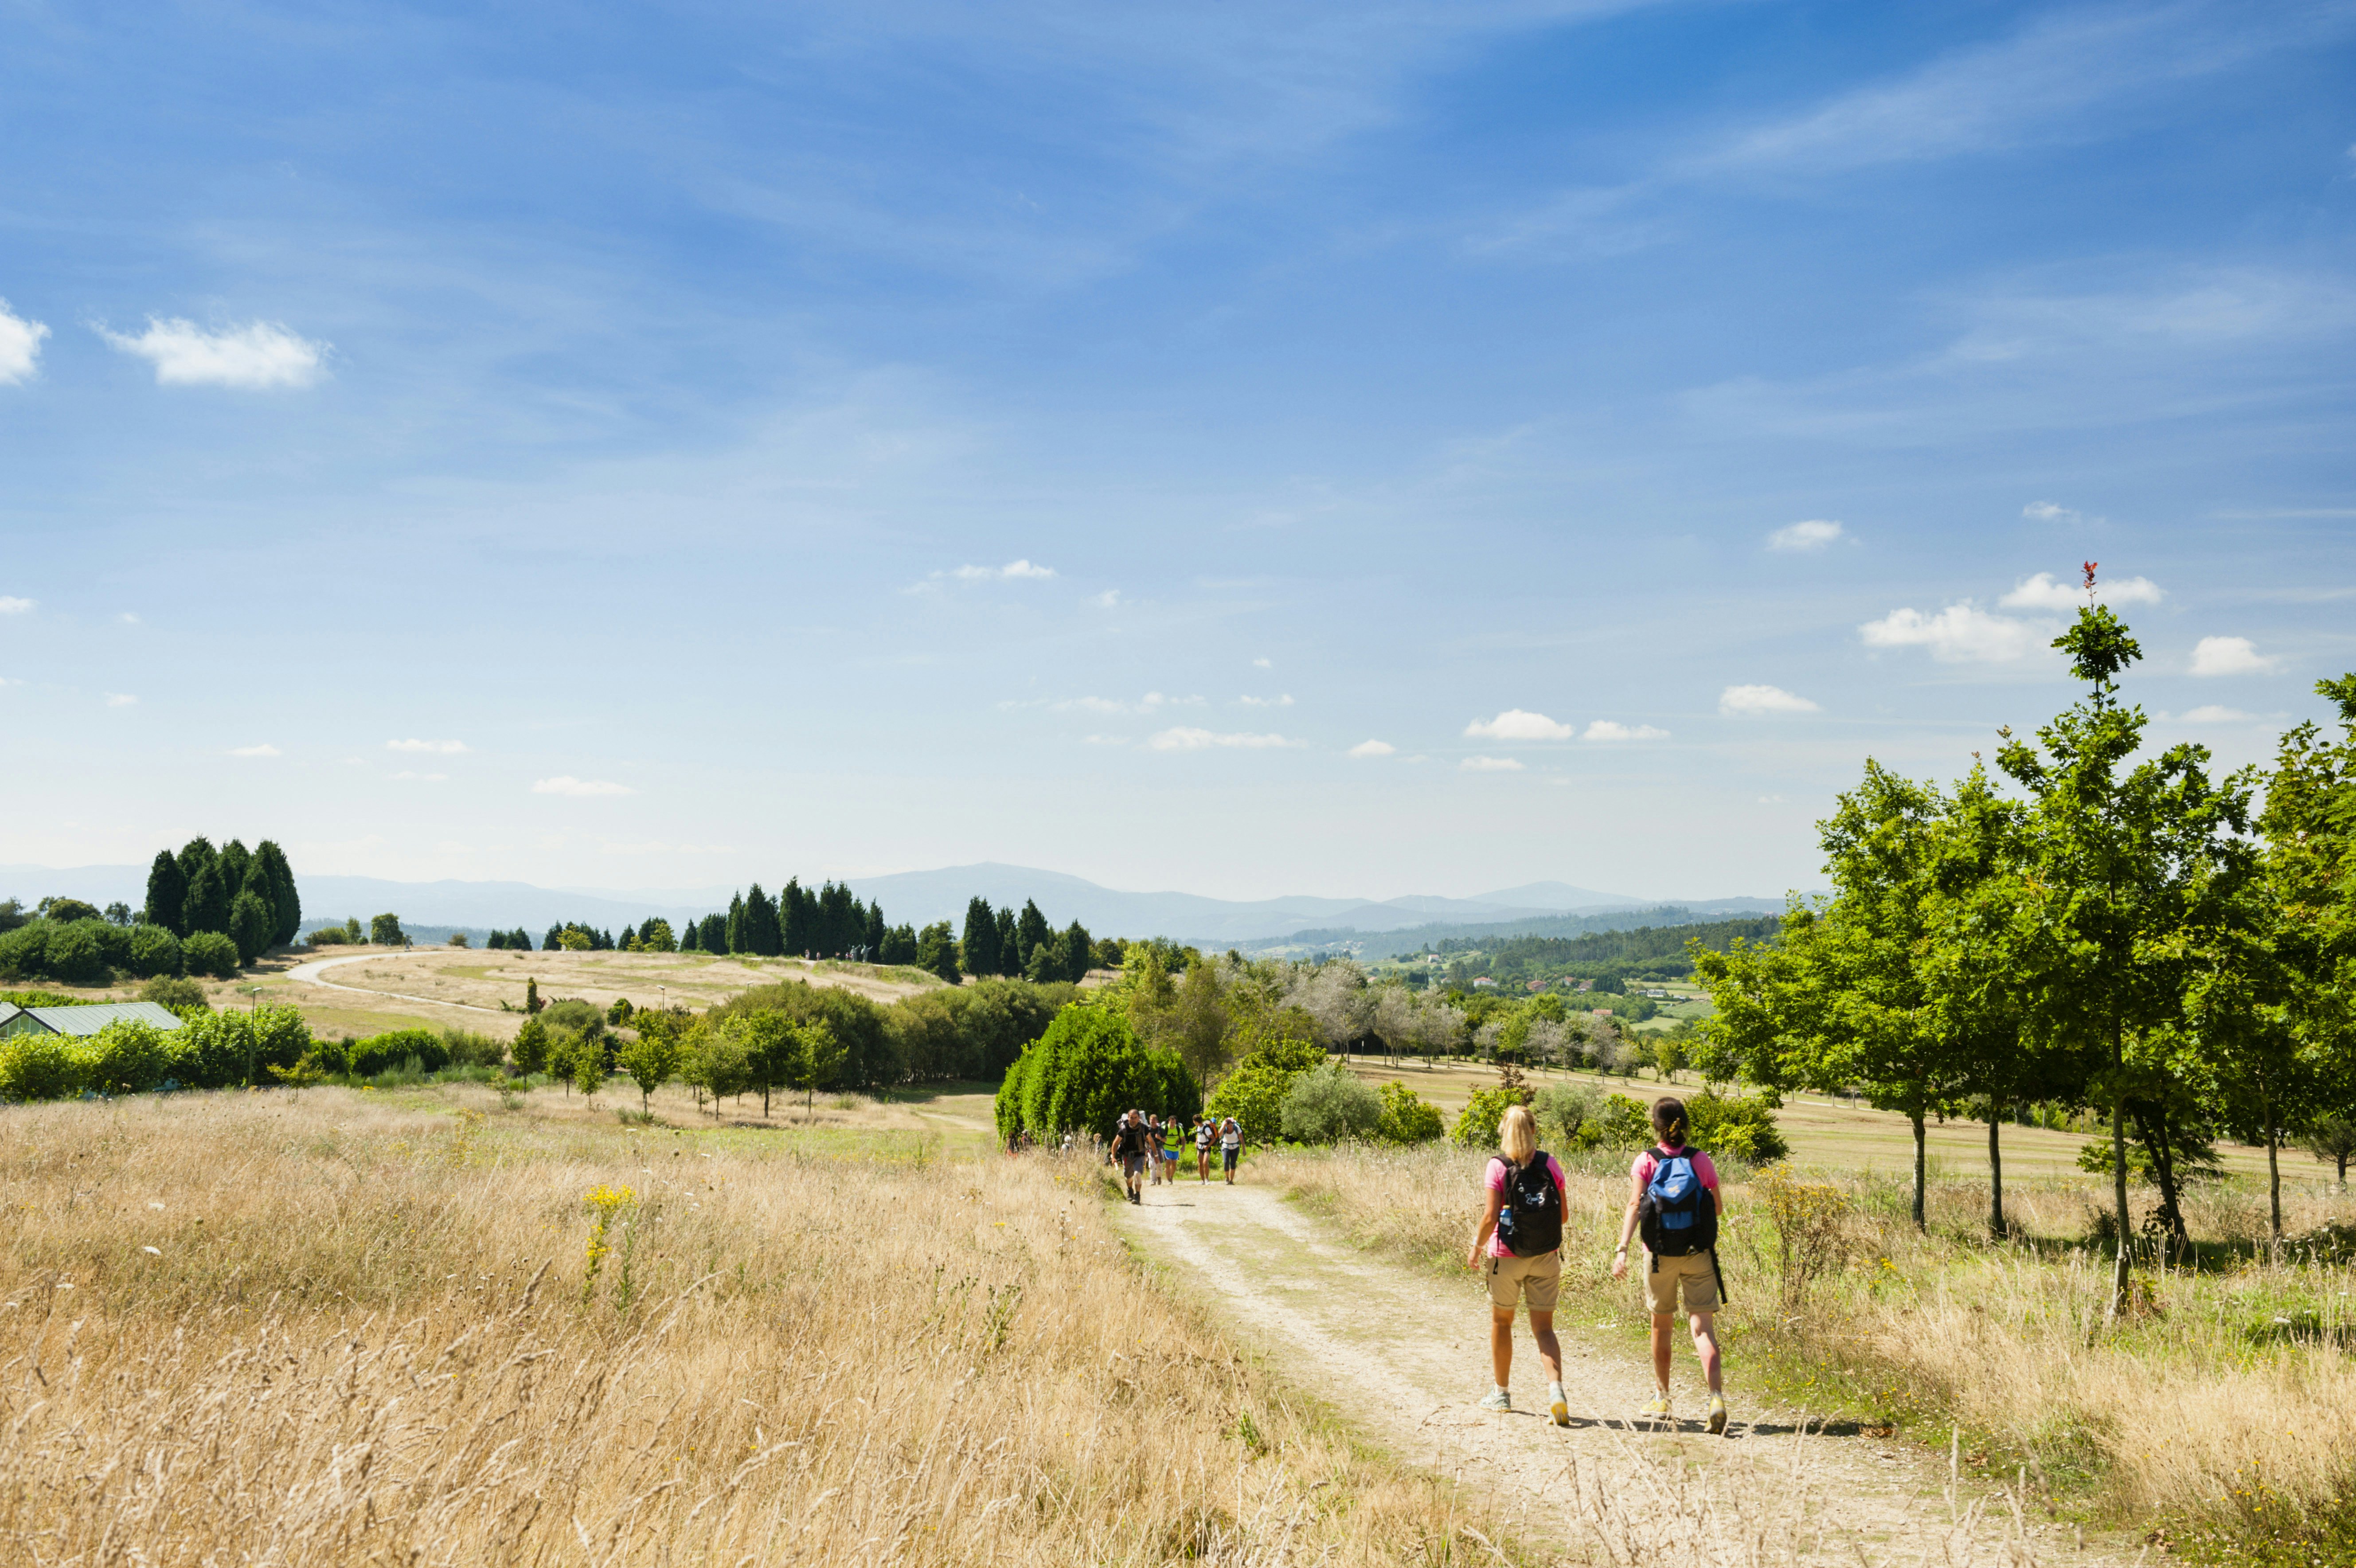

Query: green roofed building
<box><xmin>0</xmin><ymin>1001</ymin><xmax>186</xmax><ymax>1039</ymax></box>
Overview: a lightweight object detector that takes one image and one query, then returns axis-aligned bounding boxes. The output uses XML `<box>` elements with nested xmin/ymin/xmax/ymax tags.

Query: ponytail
<box><xmin>1650</xmin><ymin>1096</ymin><xmax>1689</xmax><ymax>1147</ymax></box>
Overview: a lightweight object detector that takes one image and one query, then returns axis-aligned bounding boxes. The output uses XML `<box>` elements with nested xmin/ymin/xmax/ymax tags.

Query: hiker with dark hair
<box><xmin>1465</xmin><ymin>1104</ymin><xmax>1570</xmax><ymax>1425</ymax></box>
<box><xmin>1611</xmin><ymin>1095</ymin><xmax>1728</xmax><ymax>1433</ymax></box>
<box><xmin>1112</xmin><ymin>1110</ymin><xmax>1151</xmax><ymax>1204</ymax></box>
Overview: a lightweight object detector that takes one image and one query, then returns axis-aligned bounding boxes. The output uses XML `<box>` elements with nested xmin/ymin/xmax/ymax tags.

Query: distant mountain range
<box><xmin>0</xmin><ymin>860</ymin><xmax>1795</xmax><ymax>946</ymax></box>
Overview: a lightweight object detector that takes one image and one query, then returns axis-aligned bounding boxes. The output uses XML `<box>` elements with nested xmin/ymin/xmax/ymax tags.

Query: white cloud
<box><xmin>1145</xmin><ymin>728</ymin><xmax>1301</xmax><ymax>751</ymax></box>
<box><xmin>1719</xmin><ymin>684</ymin><xmax>1820</xmax><ymax>716</ymax></box>
<box><xmin>1465</xmin><ymin>708</ymin><xmax>1574</xmax><ymax>741</ymax></box>
<box><xmin>387</xmin><ymin>738</ymin><xmax>468</xmax><ymax>754</ymax></box>
<box><xmin>1461</xmin><ymin>755</ymin><xmax>1525</xmax><ymax>771</ymax></box>
<box><xmin>2173</xmin><ymin>705</ymin><xmax>2253</xmax><ymax>722</ymax></box>
<box><xmin>98</xmin><ymin>317</ymin><xmax>326</xmax><ymax>389</ymax></box>
<box><xmin>1091</xmin><ymin>589</ymin><xmax>1121</xmax><ymax>607</ymax></box>
<box><xmin>227</xmin><ymin>743</ymin><xmax>281</xmax><ymax>757</ymax></box>
<box><xmin>1766</xmin><ymin>519</ymin><xmax>1845</xmax><ymax>552</ymax></box>
<box><xmin>2188</xmin><ymin>636</ymin><xmax>2280</xmax><ymax>677</ymax></box>
<box><xmin>1347</xmin><ymin>739</ymin><xmax>1395</xmax><ymax>758</ymax></box>
<box><xmin>0</xmin><ymin>300</ymin><xmax>50</xmax><ymax>384</ymax></box>
<box><xmin>393</xmin><ymin>770</ymin><xmax>449</xmax><ymax>782</ymax></box>
<box><xmin>1057</xmin><ymin>692</ymin><xmax>1200</xmax><ymax>716</ymax></box>
<box><xmin>1859</xmin><ymin>602</ymin><xmax>2046</xmax><ymax>663</ymax></box>
<box><xmin>1239</xmin><ymin>694</ymin><xmax>1294</xmax><ymax>708</ymax></box>
<box><xmin>2000</xmin><ymin>571</ymin><xmax>2164</xmax><ymax>611</ymax></box>
<box><xmin>118</xmin><ymin>611</ymin><xmax>140</xmax><ymax>625</ymax></box>
<box><xmin>1582</xmin><ymin>720</ymin><xmax>1670</xmax><ymax>741</ymax></box>
<box><xmin>2022</xmin><ymin>500</ymin><xmax>2081</xmax><ymax>524</ymax></box>
<box><xmin>104</xmin><ymin>693</ymin><xmax>137</xmax><ymax>707</ymax></box>
<box><xmin>531</xmin><ymin>776</ymin><xmax>635</xmax><ymax>796</ymax></box>
<box><xmin>0</xmin><ymin>596</ymin><xmax>33</xmax><ymax>614</ymax></box>
<box><xmin>951</xmin><ymin>559</ymin><xmax>1056</xmax><ymax>581</ymax></box>
<box><xmin>1253</xmin><ymin>657</ymin><xmax>1272</xmax><ymax>668</ymax></box>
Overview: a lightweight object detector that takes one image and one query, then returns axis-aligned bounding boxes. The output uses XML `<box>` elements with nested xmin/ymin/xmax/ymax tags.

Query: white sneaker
<box><xmin>1549</xmin><ymin>1386</ymin><xmax>1569</xmax><ymax>1427</ymax></box>
<box><xmin>1477</xmin><ymin>1388</ymin><xmax>1512</xmax><ymax>1412</ymax></box>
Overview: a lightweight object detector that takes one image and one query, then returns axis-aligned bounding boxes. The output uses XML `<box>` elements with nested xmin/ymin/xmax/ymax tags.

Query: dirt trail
<box><xmin>1118</xmin><ymin>1175</ymin><xmax>2112</xmax><ymax>1564</ymax></box>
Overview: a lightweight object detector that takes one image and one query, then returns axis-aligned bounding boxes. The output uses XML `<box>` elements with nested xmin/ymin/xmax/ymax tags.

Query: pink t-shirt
<box><xmin>1632</xmin><ymin>1145</ymin><xmax>1719</xmax><ymax>1196</ymax></box>
<box><xmin>1484</xmin><ymin>1154</ymin><xmax>1568</xmax><ymax>1258</ymax></box>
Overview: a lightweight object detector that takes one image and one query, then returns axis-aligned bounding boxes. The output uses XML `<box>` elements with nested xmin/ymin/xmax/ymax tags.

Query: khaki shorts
<box><xmin>1641</xmin><ymin>1248</ymin><xmax>1720</xmax><ymax>1315</ymax></box>
<box><xmin>1486</xmin><ymin>1250</ymin><xmax>1561</xmax><ymax>1313</ymax></box>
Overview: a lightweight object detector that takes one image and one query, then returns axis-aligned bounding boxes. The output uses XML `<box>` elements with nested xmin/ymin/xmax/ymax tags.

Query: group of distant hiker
<box><xmin>1104</xmin><ymin>1109</ymin><xmax>1241</xmax><ymax>1201</ymax></box>
<box><xmin>1472</xmin><ymin>1095</ymin><xmax>1728</xmax><ymax>1433</ymax></box>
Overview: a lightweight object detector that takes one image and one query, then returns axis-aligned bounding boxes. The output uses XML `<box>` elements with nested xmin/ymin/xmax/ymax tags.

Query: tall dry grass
<box><xmin>1263</xmin><ymin>1142</ymin><xmax>2356</xmax><ymax>1539</ymax></box>
<box><xmin>0</xmin><ymin>1087</ymin><xmax>1481</xmax><ymax>1566</ymax></box>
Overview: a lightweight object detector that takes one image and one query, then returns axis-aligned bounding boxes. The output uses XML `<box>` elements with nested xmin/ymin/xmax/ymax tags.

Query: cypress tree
<box><xmin>961</xmin><ymin>897</ymin><xmax>999</xmax><ymax>977</ymax></box>
<box><xmin>618</xmin><ymin>921</ymin><xmax>639</xmax><ymax>950</ymax></box>
<box><xmin>726</xmin><ymin>893</ymin><xmax>746</xmax><ymax>954</ymax></box>
<box><xmin>230</xmin><ymin>889</ymin><xmax>273</xmax><ymax>965</ymax></box>
<box><xmin>863</xmin><ymin>900</ymin><xmax>887</xmax><ymax>958</ymax></box>
<box><xmin>145</xmin><ymin>849</ymin><xmax>188</xmax><ymax>936</ymax></box>
<box><xmin>254</xmin><ymin>840</ymin><xmax>300</xmax><ymax>944</ymax></box>
<box><xmin>237</xmin><ymin>857</ymin><xmax>280</xmax><ymax>953</ymax></box>
<box><xmin>176</xmin><ymin>837</ymin><xmax>217</xmax><ymax>908</ymax></box>
<box><xmin>184</xmin><ymin>859</ymin><xmax>231</xmax><ymax>937</ymax></box>
<box><xmin>219</xmin><ymin>839</ymin><xmax>252</xmax><ymax>900</ymax></box>
<box><xmin>743</xmin><ymin>884</ymin><xmax>782</xmax><ymax>957</ymax></box>
<box><xmin>780</xmin><ymin>878</ymin><xmax>811</xmax><ymax>956</ymax></box>
<box><xmin>1063</xmin><ymin>919</ymin><xmax>1094</xmax><ymax>981</ymax></box>
<box><xmin>995</xmin><ymin>907</ymin><xmax>1020</xmax><ymax>977</ymax></box>
<box><xmin>1016</xmin><ymin>900</ymin><xmax>1051</xmax><ymax>975</ymax></box>
<box><xmin>543</xmin><ymin>924</ymin><xmax>563</xmax><ymax>950</ymax></box>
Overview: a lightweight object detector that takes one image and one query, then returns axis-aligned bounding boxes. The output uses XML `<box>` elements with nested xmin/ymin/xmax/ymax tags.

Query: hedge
<box><xmin>0</xmin><ymin>1004</ymin><xmax>313</xmax><ymax>1100</ymax></box>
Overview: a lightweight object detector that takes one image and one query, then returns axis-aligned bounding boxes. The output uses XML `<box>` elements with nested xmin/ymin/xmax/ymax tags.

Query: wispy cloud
<box><xmin>531</xmin><ymin>775</ymin><xmax>635</xmax><ymax>796</ymax></box>
<box><xmin>1766</xmin><ymin>519</ymin><xmax>1845</xmax><ymax>553</ymax></box>
<box><xmin>1461</xmin><ymin>755</ymin><xmax>1525</xmax><ymax>771</ymax></box>
<box><xmin>1091</xmin><ymin>588</ymin><xmax>1121</xmax><ymax>607</ymax></box>
<box><xmin>2023</xmin><ymin>500</ymin><xmax>2083</xmax><ymax>524</ymax></box>
<box><xmin>1860</xmin><ymin>602</ymin><xmax>2047</xmax><ymax>663</ymax></box>
<box><xmin>0</xmin><ymin>300</ymin><xmax>50</xmax><ymax>384</ymax></box>
<box><xmin>1252</xmin><ymin>657</ymin><xmax>1272</xmax><ymax>668</ymax></box>
<box><xmin>1145</xmin><ymin>728</ymin><xmax>1301</xmax><ymax>751</ymax></box>
<box><xmin>1057</xmin><ymin>692</ymin><xmax>1201</xmax><ymax>716</ymax></box>
<box><xmin>388</xmin><ymin>738</ymin><xmax>469</xmax><ymax>754</ymax></box>
<box><xmin>0</xmin><ymin>596</ymin><xmax>33</xmax><ymax>614</ymax></box>
<box><xmin>98</xmin><ymin>318</ymin><xmax>326</xmax><ymax>389</ymax></box>
<box><xmin>1465</xmin><ymin>708</ymin><xmax>1573</xmax><ymax>740</ymax></box>
<box><xmin>1348</xmin><ymin>739</ymin><xmax>1395</xmax><ymax>758</ymax></box>
<box><xmin>104</xmin><ymin>692</ymin><xmax>137</xmax><ymax>707</ymax></box>
<box><xmin>1239</xmin><ymin>694</ymin><xmax>1294</xmax><ymax>708</ymax></box>
<box><xmin>2000</xmin><ymin>571</ymin><xmax>2164</xmax><ymax>610</ymax></box>
<box><xmin>1719</xmin><ymin>684</ymin><xmax>1820</xmax><ymax>716</ymax></box>
<box><xmin>227</xmin><ymin>743</ymin><xmax>281</xmax><ymax>757</ymax></box>
<box><xmin>2188</xmin><ymin>635</ymin><xmax>2280</xmax><ymax>676</ymax></box>
<box><xmin>952</xmin><ymin>559</ymin><xmax>1055</xmax><ymax>581</ymax></box>
<box><xmin>1582</xmin><ymin>720</ymin><xmax>1669</xmax><ymax>741</ymax></box>
<box><xmin>2171</xmin><ymin>704</ymin><xmax>2255</xmax><ymax>722</ymax></box>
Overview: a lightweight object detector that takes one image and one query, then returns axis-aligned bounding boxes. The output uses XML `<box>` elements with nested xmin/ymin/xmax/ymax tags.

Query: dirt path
<box><xmin>1118</xmin><ymin>1177</ymin><xmax>2109</xmax><ymax>1564</ymax></box>
<box><xmin>284</xmin><ymin>949</ymin><xmax>508</xmax><ymax>1016</ymax></box>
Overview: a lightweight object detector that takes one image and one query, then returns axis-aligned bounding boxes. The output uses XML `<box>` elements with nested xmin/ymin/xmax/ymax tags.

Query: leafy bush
<box><xmin>174</xmin><ymin>1005</ymin><xmax>312</xmax><ymax>1087</ymax></box>
<box><xmin>1280</xmin><ymin>1064</ymin><xmax>1385</xmax><ymax>1142</ymax></box>
<box><xmin>342</xmin><ymin>1028</ymin><xmax>451</xmax><ymax>1077</ymax></box>
<box><xmin>1375</xmin><ymin>1079</ymin><xmax>1446</xmax><ymax>1144</ymax></box>
<box><xmin>140</xmin><ymin>974</ymin><xmax>211</xmax><ymax>1017</ymax></box>
<box><xmin>1532</xmin><ymin>1083</ymin><xmax>1603</xmax><ymax>1149</ymax></box>
<box><xmin>85</xmin><ymin>1021</ymin><xmax>176</xmax><ymax>1093</ymax></box>
<box><xmin>0</xmin><ymin>1032</ymin><xmax>83</xmax><ymax>1100</ymax></box>
<box><xmin>441</xmin><ymin>1028</ymin><xmax>507</xmax><ymax>1069</ymax></box>
<box><xmin>539</xmin><ymin>999</ymin><xmax>606</xmax><ymax>1040</ymax></box>
<box><xmin>1597</xmin><ymin>1093</ymin><xmax>1654</xmax><ymax>1150</ymax></box>
<box><xmin>1450</xmin><ymin>1083</ymin><xmax>1531</xmax><ymax>1149</ymax></box>
<box><xmin>1203</xmin><ymin>1035</ymin><xmax>1326</xmax><ymax>1148</ymax></box>
<box><xmin>183</xmin><ymin>931</ymin><xmax>240</xmax><ymax>979</ymax></box>
<box><xmin>994</xmin><ymin>1003</ymin><xmax>1197</xmax><ymax>1142</ymax></box>
<box><xmin>126</xmin><ymin>923</ymin><xmax>184</xmax><ymax>978</ymax></box>
<box><xmin>1685</xmin><ymin>1089</ymin><xmax>1789</xmax><ymax>1162</ymax></box>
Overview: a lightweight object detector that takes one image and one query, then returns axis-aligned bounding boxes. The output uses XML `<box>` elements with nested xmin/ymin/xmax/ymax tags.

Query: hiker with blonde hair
<box><xmin>1612</xmin><ymin>1095</ymin><xmax>1728</xmax><ymax>1433</ymax></box>
<box><xmin>1465</xmin><ymin>1103</ymin><xmax>1569</xmax><ymax>1424</ymax></box>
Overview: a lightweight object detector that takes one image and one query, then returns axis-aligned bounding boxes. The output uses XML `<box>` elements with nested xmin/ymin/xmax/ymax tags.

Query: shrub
<box><xmin>1686</xmin><ymin>1089</ymin><xmax>1789</xmax><ymax>1162</ymax></box>
<box><xmin>344</xmin><ymin>1028</ymin><xmax>450</xmax><ymax>1077</ymax></box>
<box><xmin>43</xmin><ymin>920</ymin><xmax>111</xmax><ymax>983</ymax></box>
<box><xmin>1597</xmin><ymin>1093</ymin><xmax>1654</xmax><ymax>1150</ymax></box>
<box><xmin>140</xmin><ymin>974</ymin><xmax>210</xmax><ymax>1017</ymax></box>
<box><xmin>512</xmin><ymin>1015</ymin><xmax>551</xmax><ymax>1075</ymax></box>
<box><xmin>1202</xmin><ymin>1033</ymin><xmax>1325</xmax><ymax>1148</ymax></box>
<box><xmin>0</xmin><ymin>922</ymin><xmax>49</xmax><ymax>981</ymax></box>
<box><xmin>441</xmin><ymin>1028</ymin><xmax>507</xmax><ymax>1069</ymax></box>
<box><xmin>995</xmin><ymin>1003</ymin><xmax>1197</xmax><ymax>1143</ymax></box>
<box><xmin>126</xmin><ymin>923</ymin><xmax>184</xmax><ymax>978</ymax></box>
<box><xmin>1450</xmin><ymin>1083</ymin><xmax>1526</xmax><ymax>1149</ymax></box>
<box><xmin>1375</xmin><ymin>1080</ymin><xmax>1447</xmax><ymax>1143</ymax></box>
<box><xmin>539</xmin><ymin>999</ymin><xmax>606</xmax><ymax>1041</ymax></box>
<box><xmin>174</xmin><ymin>1005</ymin><xmax>312</xmax><ymax>1087</ymax></box>
<box><xmin>0</xmin><ymin>1032</ymin><xmax>83</xmax><ymax>1100</ymax></box>
<box><xmin>85</xmin><ymin>1021</ymin><xmax>176</xmax><ymax>1093</ymax></box>
<box><xmin>184</xmin><ymin>931</ymin><xmax>240</xmax><ymax>979</ymax></box>
<box><xmin>1532</xmin><ymin>1083</ymin><xmax>1603</xmax><ymax>1150</ymax></box>
<box><xmin>1280</xmin><ymin>1064</ymin><xmax>1385</xmax><ymax>1143</ymax></box>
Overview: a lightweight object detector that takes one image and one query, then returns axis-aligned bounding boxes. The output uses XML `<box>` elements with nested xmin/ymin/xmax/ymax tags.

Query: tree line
<box><xmin>0</xmin><ymin>837</ymin><xmax>301</xmax><ymax>983</ymax></box>
<box><xmin>1693</xmin><ymin>585</ymin><xmax>2356</xmax><ymax>1322</ymax></box>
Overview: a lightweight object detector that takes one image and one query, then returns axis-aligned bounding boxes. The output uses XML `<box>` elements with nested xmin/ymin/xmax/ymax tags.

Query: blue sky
<box><xmin>3</xmin><ymin>0</ymin><xmax>2352</xmax><ymax>903</ymax></box>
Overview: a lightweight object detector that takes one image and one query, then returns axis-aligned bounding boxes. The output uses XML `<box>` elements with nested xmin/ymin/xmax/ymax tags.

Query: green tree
<box><xmin>512</xmin><ymin>1014</ymin><xmax>551</xmax><ymax>1074</ymax></box>
<box><xmin>785</xmin><ymin>1020</ymin><xmax>845</xmax><ymax>1112</ymax></box>
<box><xmin>915</xmin><ymin>920</ymin><xmax>961</xmax><ymax>985</ymax></box>
<box><xmin>961</xmin><ymin>897</ymin><xmax>1001</xmax><ymax>977</ymax></box>
<box><xmin>183</xmin><ymin>858</ymin><xmax>231</xmax><ymax>937</ymax></box>
<box><xmin>229</xmin><ymin>890</ymin><xmax>273</xmax><ymax>965</ymax></box>
<box><xmin>735</xmin><ymin>1008</ymin><xmax>796</xmax><ymax>1116</ymax></box>
<box><xmin>570</xmin><ymin>1031</ymin><xmax>607</xmax><ymax>1101</ymax></box>
<box><xmin>1062</xmin><ymin>920</ymin><xmax>1095</xmax><ymax>981</ymax></box>
<box><xmin>1995</xmin><ymin>592</ymin><xmax>2255</xmax><ymax>1308</ymax></box>
<box><xmin>254</xmin><ymin>840</ymin><xmax>300</xmax><ymax>945</ymax></box>
<box><xmin>615</xmin><ymin>1028</ymin><xmax>683</xmax><ymax>1114</ymax></box>
<box><xmin>742</xmin><ymin>884</ymin><xmax>782</xmax><ymax>957</ymax></box>
<box><xmin>994</xmin><ymin>907</ymin><xmax>1020</xmax><ymax>977</ymax></box>
<box><xmin>1280</xmin><ymin>1062</ymin><xmax>1384</xmax><ymax>1142</ymax></box>
<box><xmin>144</xmin><ymin>849</ymin><xmax>188</xmax><ymax>936</ymax></box>
<box><xmin>370</xmin><ymin>912</ymin><xmax>406</xmax><ymax>946</ymax></box>
<box><xmin>1014</xmin><ymin>899</ymin><xmax>1051</xmax><ymax>974</ymax></box>
<box><xmin>183</xmin><ymin>930</ymin><xmax>239</xmax><ymax>979</ymax></box>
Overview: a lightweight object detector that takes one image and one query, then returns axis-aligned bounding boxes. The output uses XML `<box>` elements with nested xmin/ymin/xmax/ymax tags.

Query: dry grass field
<box><xmin>1262</xmin><ymin>1140</ymin><xmax>2356</xmax><ymax>1549</ymax></box>
<box><xmin>0</xmin><ymin>1083</ymin><xmax>1505</xmax><ymax>1568</ymax></box>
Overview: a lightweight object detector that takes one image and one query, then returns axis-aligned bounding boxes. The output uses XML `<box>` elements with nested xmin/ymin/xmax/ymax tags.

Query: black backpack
<box><xmin>1494</xmin><ymin>1152</ymin><xmax>1562</xmax><ymax>1258</ymax></box>
<box><xmin>1638</xmin><ymin>1146</ymin><xmax>1717</xmax><ymax>1257</ymax></box>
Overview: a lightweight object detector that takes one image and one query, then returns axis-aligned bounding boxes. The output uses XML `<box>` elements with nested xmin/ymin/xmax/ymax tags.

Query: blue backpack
<box><xmin>1639</xmin><ymin>1147</ymin><xmax>1716</xmax><ymax>1258</ymax></box>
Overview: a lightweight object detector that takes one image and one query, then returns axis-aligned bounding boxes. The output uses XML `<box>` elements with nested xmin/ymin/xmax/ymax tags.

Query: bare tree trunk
<box><xmin>1987</xmin><ymin>1099</ymin><xmax>2007</xmax><ymax>1241</ymax></box>
<box><xmin>1911</xmin><ymin>1108</ymin><xmax>1928</xmax><ymax>1232</ymax></box>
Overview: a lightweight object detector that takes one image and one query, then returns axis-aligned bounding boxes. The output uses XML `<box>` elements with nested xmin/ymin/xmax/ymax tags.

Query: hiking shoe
<box><xmin>1477</xmin><ymin>1389</ymin><xmax>1512</xmax><ymax>1413</ymax></box>
<box><xmin>1639</xmin><ymin>1393</ymin><xmax>1672</xmax><ymax>1423</ymax></box>
<box><xmin>1707</xmin><ymin>1396</ymin><xmax>1727</xmax><ymax>1435</ymax></box>
<box><xmin>1549</xmin><ymin>1388</ymin><xmax>1569</xmax><ymax>1427</ymax></box>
